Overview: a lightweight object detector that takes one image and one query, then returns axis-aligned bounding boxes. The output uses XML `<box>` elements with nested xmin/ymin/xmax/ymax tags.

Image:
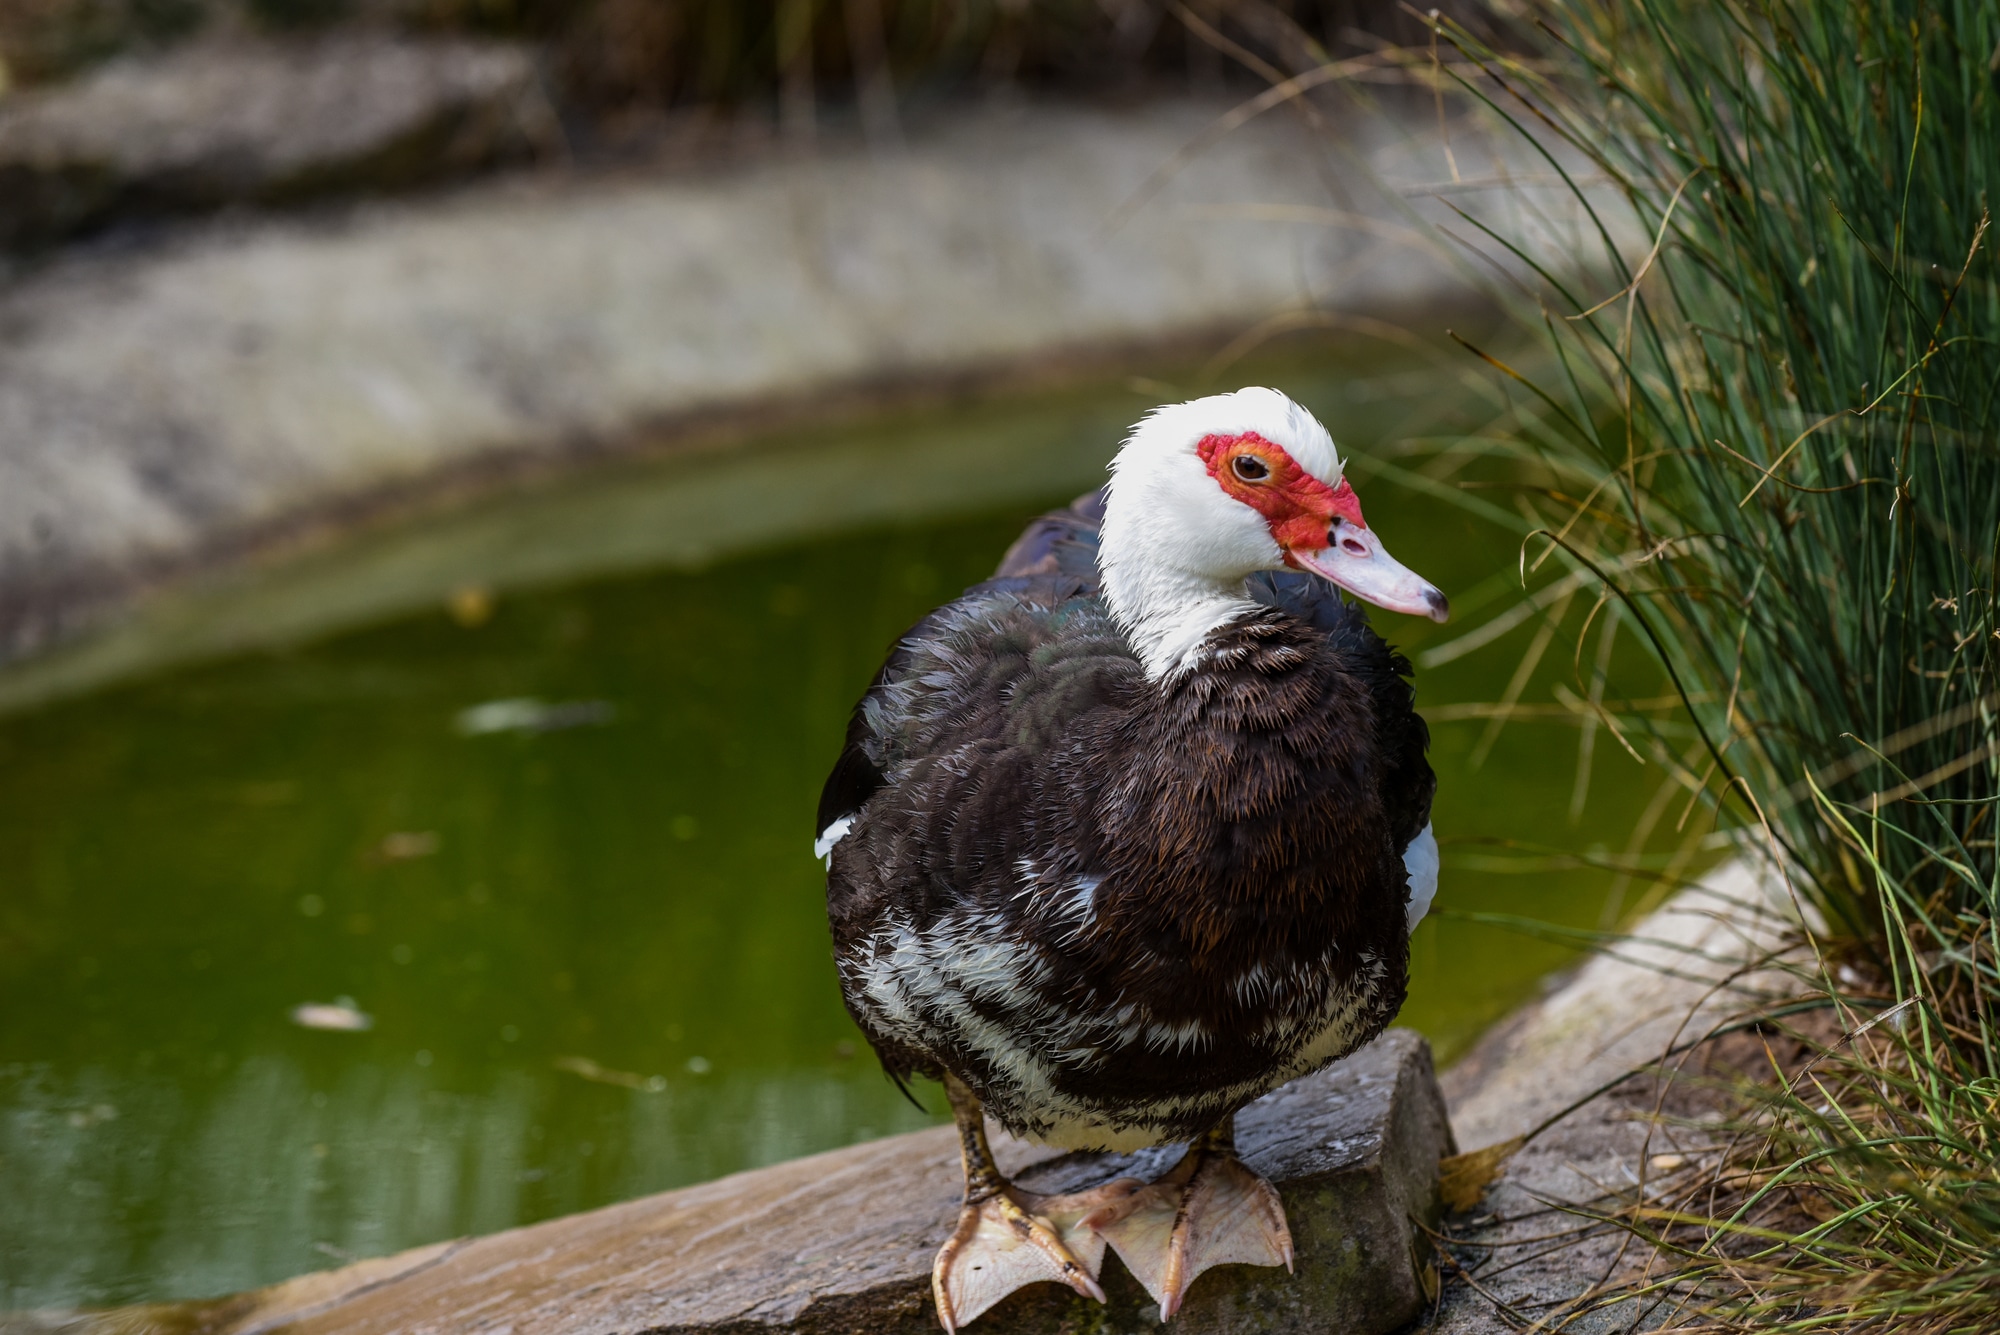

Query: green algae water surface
<box><xmin>0</xmin><ymin>347</ymin><xmax>1691</xmax><ymax>1308</ymax></box>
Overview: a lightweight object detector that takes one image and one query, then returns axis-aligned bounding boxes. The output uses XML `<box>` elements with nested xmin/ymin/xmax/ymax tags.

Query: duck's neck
<box><xmin>1099</xmin><ymin>483</ymin><xmax>1259</xmax><ymax>683</ymax></box>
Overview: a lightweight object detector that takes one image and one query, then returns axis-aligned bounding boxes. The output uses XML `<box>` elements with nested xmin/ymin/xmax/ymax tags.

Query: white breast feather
<box><xmin>1403</xmin><ymin>821</ymin><xmax>1439</xmax><ymax>933</ymax></box>
<box><xmin>813</xmin><ymin>815</ymin><xmax>855</xmax><ymax>865</ymax></box>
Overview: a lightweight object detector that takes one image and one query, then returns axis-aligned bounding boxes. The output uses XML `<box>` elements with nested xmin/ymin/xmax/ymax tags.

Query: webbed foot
<box><xmin>1081</xmin><ymin>1122</ymin><xmax>1293</xmax><ymax>1319</ymax></box>
<box><xmin>932</xmin><ymin>1185</ymin><xmax>1121</xmax><ymax>1332</ymax></box>
<box><xmin>933</xmin><ymin>1074</ymin><xmax>1132</xmax><ymax>1330</ymax></box>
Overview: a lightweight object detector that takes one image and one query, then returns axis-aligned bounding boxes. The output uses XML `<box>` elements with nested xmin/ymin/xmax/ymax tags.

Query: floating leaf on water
<box><xmin>454</xmin><ymin>698</ymin><xmax>614</xmax><ymax>736</ymax></box>
<box><xmin>374</xmin><ymin>831</ymin><xmax>439</xmax><ymax>861</ymax></box>
<box><xmin>456</xmin><ymin>698</ymin><xmax>543</xmax><ymax>734</ymax></box>
<box><xmin>291</xmin><ymin>1000</ymin><xmax>373</xmax><ymax>1032</ymax></box>
<box><xmin>446</xmin><ymin>584</ymin><xmax>495</xmax><ymax>627</ymax></box>
<box><xmin>555</xmin><ymin>1055</ymin><xmax>664</xmax><ymax>1091</ymax></box>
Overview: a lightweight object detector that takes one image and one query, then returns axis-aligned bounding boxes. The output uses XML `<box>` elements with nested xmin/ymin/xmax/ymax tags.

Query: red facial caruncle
<box><xmin>1195</xmin><ymin>432</ymin><xmax>1363</xmax><ymax>562</ymax></box>
<box><xmin>1195</xmin><ymin>430</ymin><xmax>1449</xmax><ymax>623</ymax></box>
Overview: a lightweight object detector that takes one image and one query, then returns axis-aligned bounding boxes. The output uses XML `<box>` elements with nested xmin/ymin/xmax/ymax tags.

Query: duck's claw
<box><xmin>931</xmin><ymin>1187</ymin><xmax>1115</xmax><ymax>1332</ymax></box>
<box><xmin>1081</xmin><ymin>1143</ymin><xmax>1292</xmax><ymax>1319</ymax></box>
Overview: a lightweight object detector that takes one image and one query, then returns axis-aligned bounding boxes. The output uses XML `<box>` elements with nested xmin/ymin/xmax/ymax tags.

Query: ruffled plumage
<box><xmin>820</xmin><ymin>489</ymin><xmax>1434</xmax><ymax>1149</ymax></box>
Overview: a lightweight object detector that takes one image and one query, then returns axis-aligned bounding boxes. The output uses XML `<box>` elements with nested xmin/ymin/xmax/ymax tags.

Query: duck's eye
<box><xmin>1231</xmin><ymin>455</ymin><xmax>1271</xmax><ymax>483</ymax></box>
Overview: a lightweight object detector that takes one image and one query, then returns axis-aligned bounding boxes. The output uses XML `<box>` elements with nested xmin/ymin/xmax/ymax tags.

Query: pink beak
<box><xmin>1292</xmin><ymin>520</ymin><xmax>1449</xmax><ymax>622</ymax></box>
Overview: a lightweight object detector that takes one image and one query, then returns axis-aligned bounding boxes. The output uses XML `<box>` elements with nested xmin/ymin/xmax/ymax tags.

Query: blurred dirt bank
<box><xmin>0</xmin><ymin>96</ymin><xmax>1584</xmax><ymax>672</ymax></box>
<box><xmin>0</xmin><ymin>1</ymin><xmax>1601</xmax><ymax>705</ymax></box>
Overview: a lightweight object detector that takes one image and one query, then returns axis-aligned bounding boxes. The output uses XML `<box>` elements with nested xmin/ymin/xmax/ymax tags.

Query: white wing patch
<box><xmin>814</xmin><ymin>815</ymin><xmax>855</xmax><ymax>866</ymax></box>
<box><xmin>1403</xmin><ymin>821</ymin><xmax>1439</xmax><ymax>933</ymax></box>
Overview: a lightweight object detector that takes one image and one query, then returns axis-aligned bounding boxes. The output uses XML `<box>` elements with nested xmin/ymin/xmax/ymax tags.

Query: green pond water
<box><xmin>0</xmin><ymin>348</ymin><xmax>1687</xmax><ymax>1309</ymax></box>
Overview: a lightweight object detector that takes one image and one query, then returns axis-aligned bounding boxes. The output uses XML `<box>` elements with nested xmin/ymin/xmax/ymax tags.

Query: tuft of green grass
<box><xmin>1415</xmin><ymin>0</ymin><xmax>1999</xmax><ymax>1327</ymax></box>
<box><xmin>1607</xmin><ymin>991</ymin><xmax>2000</xmax><ymax>1332</ymax></box>
<box><xmin>1438</xmin><ymin>0</ymin><xmax>1998</xmax><ymax>939</ymax></box>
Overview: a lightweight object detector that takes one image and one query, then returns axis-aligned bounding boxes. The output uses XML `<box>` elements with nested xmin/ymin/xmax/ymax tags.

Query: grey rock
<box><xmin>1431</xmin><ymin>865</ymin><xmax>1800</xmax><ymax>1333</ymax></box>
<box><xmin>0</xmin><ymin>32</ymin><xmax>543</xmax><ymax>249</ymax></box>
<box><xmin>43</xmin><ymin>1031</ymin><xmax>1451</xmax><ymax>1335</ymax></box>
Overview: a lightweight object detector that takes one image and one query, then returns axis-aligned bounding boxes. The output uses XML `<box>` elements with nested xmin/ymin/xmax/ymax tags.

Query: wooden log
<box><xmin>59</xmin><ymin>1031</ymin><xmax>1451</xmax><ymax>1335</ymax></box>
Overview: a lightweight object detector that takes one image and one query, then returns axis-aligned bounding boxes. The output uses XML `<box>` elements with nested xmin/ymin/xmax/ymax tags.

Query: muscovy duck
<box><xmin>817</xmin><ymin>388</ymin><xmax>1446</xmax><ymax>1329</ymax></box>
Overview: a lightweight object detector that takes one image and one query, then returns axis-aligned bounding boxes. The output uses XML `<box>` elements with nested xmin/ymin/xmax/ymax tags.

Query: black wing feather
<box><xmin>814</xmin><ymin>490</ymin><xmax>1107</xmax><ymax>839</ymax></box>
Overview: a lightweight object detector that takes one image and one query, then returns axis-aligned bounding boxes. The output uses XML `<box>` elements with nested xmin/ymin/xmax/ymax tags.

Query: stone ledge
<box><xmin>41</xmin><ymin>1030</ymin><xmax>1450</xmax><ymax>1335</ymax></box>
<box><xmin>1431</xmin><ymin>862</ymin><xmax>1801</xmax><ymax>1334</ymax></box>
